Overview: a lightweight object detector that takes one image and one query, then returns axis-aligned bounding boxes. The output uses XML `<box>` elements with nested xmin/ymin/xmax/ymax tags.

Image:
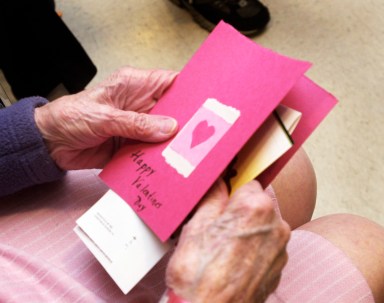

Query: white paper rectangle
<box><xmin>75</xmin><ymin>189</ymin><xmax>171</xmax><ymax>294</ymax></box>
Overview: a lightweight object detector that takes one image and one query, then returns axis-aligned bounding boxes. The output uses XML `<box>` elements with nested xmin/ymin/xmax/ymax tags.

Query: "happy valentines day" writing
<box><xmin>130</xmin><ymin>150</ymin><xmax>162</xmax><ymax>212</ymax></box>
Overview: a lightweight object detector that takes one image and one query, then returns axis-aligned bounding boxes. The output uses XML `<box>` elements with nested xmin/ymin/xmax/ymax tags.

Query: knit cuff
<box><xmin>0</xmin><ymin>97</ymin><xmax>65</xmax><ymax>196</ymax></box>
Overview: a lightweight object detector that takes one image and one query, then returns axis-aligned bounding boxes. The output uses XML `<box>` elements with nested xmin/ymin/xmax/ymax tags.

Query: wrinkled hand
<box><xmin>35</xmin><ymin>66</ymin><xmax>178</xmax><ymax>170</ymax></box>
<box><xmin>166</xmin><ymin>180</ymin><xmax>291</xmax><ymax>303</ymax></box>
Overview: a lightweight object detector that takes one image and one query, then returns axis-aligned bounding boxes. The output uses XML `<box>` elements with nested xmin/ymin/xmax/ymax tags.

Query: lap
<box><xmin>0</xmin><ymin>169</ymin><xmax>381</xmax><ymax>303</ymax></box>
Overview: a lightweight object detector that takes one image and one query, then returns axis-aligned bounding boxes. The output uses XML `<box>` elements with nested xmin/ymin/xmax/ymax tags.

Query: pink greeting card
<box><xmin>100</xmin><ymin>21</ymin><xmax>310</xmax><ymax>241</ymax></box>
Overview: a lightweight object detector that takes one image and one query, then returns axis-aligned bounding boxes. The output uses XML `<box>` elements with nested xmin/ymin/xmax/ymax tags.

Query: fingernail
<box><xmin>158</xmin><ymin>117</ymin><xmax>178</xmax><ymax>135</ymax></box>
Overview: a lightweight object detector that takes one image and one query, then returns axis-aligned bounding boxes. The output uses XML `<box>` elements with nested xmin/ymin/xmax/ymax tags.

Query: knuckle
<box><xmin>250</xmin><ymin>192</ymin><xmax>275</xmax><ymax>215</ymax></box>
<box><xmin>275</xmin><ymin>221</ymin><xmax>291</xmax><ymax>243</ymax></box>
<box><xmin>132</xmin><ymin>113</ymin><xmax>153</xmax><ymax>137</ymax></box>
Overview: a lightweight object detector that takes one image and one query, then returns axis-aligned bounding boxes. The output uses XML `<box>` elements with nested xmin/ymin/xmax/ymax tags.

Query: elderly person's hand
<box><xmin>34</xmin><ymin>66</ymin><xmax>178</xmax><ymax>170</ymax></box>
<box><xmin>165</xmin><ymin>180</ymin><xmax>290</xmax><ymax>303</ymax></box>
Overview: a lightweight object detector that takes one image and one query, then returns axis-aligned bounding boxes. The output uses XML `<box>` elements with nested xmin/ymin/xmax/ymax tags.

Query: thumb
<box><xmin>103</xmin><ymin>109</ymin><xmax>178</xmax><ymax>142</ymax></box>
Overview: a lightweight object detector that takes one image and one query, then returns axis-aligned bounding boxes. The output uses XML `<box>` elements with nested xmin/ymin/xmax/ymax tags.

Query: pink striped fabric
<box><xmin>266</xmin><ymin>230</ymin><xmax>374</xmax><ymax>303</ymax></box>
<box><xmin>0</xmin><ymin>170</ymin><xmax>374</xmax><ymax>302</ymax></box>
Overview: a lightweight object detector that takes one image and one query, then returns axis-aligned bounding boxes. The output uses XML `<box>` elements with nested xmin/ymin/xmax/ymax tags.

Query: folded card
<box><xmin>75</xmin><ymin>190</ymin><xmax>172</xmax><ymax>294</ymax></box>
<box><xmin>99</xmin><ymin>21</ymin><xmax>311</xmax><ymax>242</ymax></box>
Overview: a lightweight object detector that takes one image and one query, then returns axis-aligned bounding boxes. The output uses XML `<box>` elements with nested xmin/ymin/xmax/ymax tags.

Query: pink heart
<box><xmin>190</xmin><ymin>120</ymin><xmax>215</xmax><ymax>148</ymax></box>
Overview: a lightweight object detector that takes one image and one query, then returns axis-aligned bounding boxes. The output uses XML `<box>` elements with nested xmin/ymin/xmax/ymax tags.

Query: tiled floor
<box><xmin>56</xmin><ymin>0</ymin><xmax>384</xmax><ymax>226</ymax></box>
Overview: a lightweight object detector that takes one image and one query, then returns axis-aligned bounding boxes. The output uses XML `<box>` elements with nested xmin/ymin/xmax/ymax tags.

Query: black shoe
<box><xmin>170</xmin><ymin>0</ymin><xmax>270</xmax><ymax>36</ymax></box>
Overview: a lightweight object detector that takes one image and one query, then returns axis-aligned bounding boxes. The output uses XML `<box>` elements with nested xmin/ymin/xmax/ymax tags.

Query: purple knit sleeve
<box><xmin>0</xmin><ymin>97</ymin><xmax>65</xmax><ymax>196</ymax></box>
